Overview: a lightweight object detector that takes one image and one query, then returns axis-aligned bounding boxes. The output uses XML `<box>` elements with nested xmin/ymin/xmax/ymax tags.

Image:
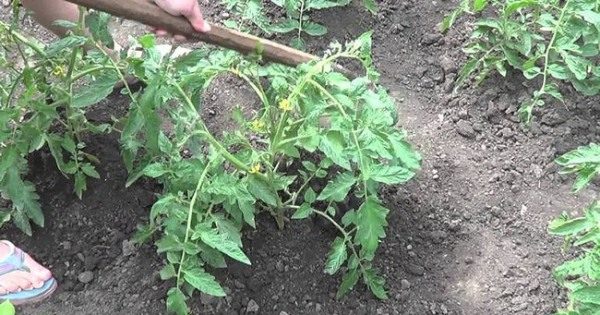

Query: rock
<box><xmin>430</xmin><ymin>230</ymin><xmax>447</xmax><ymax>244</ymax></box>
<box><xmin>121</xmin><ymin>240</ymin><xmax>135</xmax><ymax>257</ymax></box>
<box><xmin>279</xmin><ymin>312</ymin><xmax>289</xmax><ymax>315</ymax></box>
<box><xmin>84</xmin><ymin>255</ymin><xmax>98</xmax><ymax>271</ymax></box>
<box><xmin>455</xmin><ymin>120</ymin><xmax>476</xmax><ymax>139</ymax></box>
<box><xmin>246</xmin><ymin>299</ymin><xmax>260</xmax><ymax>313</ymax></box>
<box><xmin>406</xmin><ymin>263</ymin><xmax>425</xmax><ymax>276</ymax></box>
<box><xmin>422</xmin><ymin>33</ymin><xmax>442</xmax><ymax>45</ymax></box>
<box><xmin>315</xmin><ymin>303</ymin><xmax>322</xmax><ymax>312</ymax></box>
<box><xmin>464</xmin><ymin>256</ymin><xmax>474</xmax><ymax>264</ymax></box>
<box><xmin>439</xmin><ymin>55</ymin><xmax>457</xmax><ymax>74</ymax></box>
<box><xmin>276</xmin><ymin>261</ymin><xmax>285</xmax><ymax>272</ymax></box>
<box><xmin>541</xmin><ymin>111</ymin><xmax>568</xmax><ymax>126</ymax></box>
<box><xmin>401</xmin><ymin>279</ymin><xmax>411</xmax><ymax>290</ymax></box>
<box><xmin>62</xmin><ymin>241</ymin><xmax>72</xmax><ymax>251</ymax></box>
<box><xmin>234</xmin><ymin>280</ymin><xmax>246</xmax><ymax>289</ymax></box>
<box><xmin>200</xmin><ymin>293</ymin><xmax>216</xmax><ymax>305</ymax></box>
<box><xmin>77</xmin><ymin>271</ymin><xmax>94</xmax><ymax>284</ymax></box>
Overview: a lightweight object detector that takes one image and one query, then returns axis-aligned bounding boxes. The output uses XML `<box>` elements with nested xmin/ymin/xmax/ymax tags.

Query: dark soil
<box><xmin>2</xmin><ymin>0</ymin><xmax>600</xmax><ymax>314</ymax></box>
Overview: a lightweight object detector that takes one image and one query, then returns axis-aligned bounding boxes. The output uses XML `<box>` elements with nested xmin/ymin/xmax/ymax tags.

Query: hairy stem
<box><xmin>176</xmin><ymin>160</ymin><xmax>212</xmax><ymax>286</ymax></box>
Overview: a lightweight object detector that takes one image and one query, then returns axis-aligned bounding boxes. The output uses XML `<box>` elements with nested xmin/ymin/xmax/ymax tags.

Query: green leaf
<box><xmin>45</xmin><ymin>35</ymin><xmax>87</xmax><ymax>56</ymax></box>
<box><xmin>579</xmin><ymin>10</ymin><xmax>600</xmax><ymax>25</ymax></box>
<box><xmin>573</xmin><ymin>228</ymin><xmax>600</xmax><ymax>246</ymax></box>
<box><xmin>563</xmin><ymin>54</ymin><xmax>588</xmax><ymax>81</ymax></box>
<box><xmin>318</xmin><ymin>172</ymin><xmax>356</xmax><ymax>202</ymax></box>
<box><xmin>336</xmin><ymin>268</ymin><xmax>359</xmax><ymax>298</ymax></box>
<box><xmin>304</xmin><ymin>187</ymin><xmax>317</xmax><ymax>203</ymax></box>
<box><xmin>341</xmin><ymin>210</ymin><xmax>356</xmax><ymax>227</ymax></box>
<box><xmin>292</xmin><ymin>203</ymin><xmax>313</xmax><ymax>219</ymax></box>
<box><xmin>247</xmin><ymin>175</ymin><xmax>279</xmax><ymax>207</ymax></box>
<box><xmin>156</xmin><ymin>234</ymin><xmax>183</xmax><ymax>253</ymax></box>
<box><xmin>0</xmin><ymin>300</ymin><xmax>15</xmax><ymax>315</ymax></box>
<box><xmin>362</xmin><ymin>0</ymin><xmax>377</xmax><ymax>14</ymax></box>
<box><xmin>81</xmin><ymin>163</ymin><xmax>100</xmax><ymax>179</ymax></box>
<box><xmin>473</xmin><ymin>0</ymin><xmax>488</xmax><ymax>12</ymax></box>
<box><xmin>548</xmin><ymin>64</ymin><xmax>570</xmax><ymax>80</ymax></box>
<box><xmin>370</xmin><ymin>165</ymin><xmax>414</xmax><ymax>184</ymax></box>
<box><xmin>505</xmin><ymin>0</ymin><xmax>538</xmax><ymax>14</ymax></box>
<box><xmin>3</xmin><ymin>167</ymin><xmax>43</xmax><ymax>232</ymax></box>
<box><xmin>0</xmin><ymin>146</ymin><xmax>18</xmax><ymax>181</ymax></box>
<box><xmin>363</xmin><ymin>268</ymin><xmax>388</xmax><ymax>299</ymax></box>
<box><xmin>160</xmin><ymin>264</ymin><xmax>176</xmax><ymax>280</ymax></box>
<box><xmin>572</xmin><ymin>286</ymin><xmax>600</xmax><ymax>305</ymax></box>
<box><xmin>85</xmin><ymin>11</ymin><xmax>114</xmax><ymax>48</ymax></box>
<box><xmin>72</xmin><ymin>73</ymin><xmax>119</xmax><ymax>108</ymax></box>
<box><xmin>549</xmin><ymin>217</ymin><xmax>592</xmax><ymax>236</ymax></box>
<box><xmin>183</xmin><ymin>268</ymin><xmax>226</xmax><ymax>297</ymax></box>
<box><xmin>356</xmin><ymin>198</ymin><xmax>389</xmax><ymax>260</ymax></box>
<box><xmin>307</xmin><ymin>0</ymin><xmax>347</xmax><ymax>9</ymax></box>
<box><xmin>166</xmin><ymin>287</ymin><xmax>188</xmax><ymax>315</ymax></box>
<box><xmin>319</xmin><ymin>131</ymin><xmax>351</xmax><ymax>170</ymax></box>
<box><xmin>143</xmin><ymin>163</ymin><xmax>168</xmax><ymax>178</ymax></box>
<box><xmin>196</xmin><ymin>228</ymin><xmax>251</xmax><ymax>265</ymax></box>
<box><xmin>270</xmin><ymin>19</ymin><xmax>300</xmax><ymax>33</ymax></box>
<box><xmin>325</xmin><ymin>237</ymin><xmax>347</xmax><ymax>275</ymax></box>
<box><xmin>303</xmin><ymin>22</ymin><xmax>327</xmax><ymax>36</ymax></box>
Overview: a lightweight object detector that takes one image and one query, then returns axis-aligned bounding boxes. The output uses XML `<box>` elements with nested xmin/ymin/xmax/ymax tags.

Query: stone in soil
<box><xmin>455</xmin><ymin>120</ymin><xmax>477</xmax><ymax>139</ymax></box>
<box><xmin>246</xmin><ymin>299</ymin><xmax>260</xmax><ymax>313</ymax></box>
<box><xmin>77</xmin><ymin>271</ymin><xmax>94</xmax><ymax>284</ymax></box>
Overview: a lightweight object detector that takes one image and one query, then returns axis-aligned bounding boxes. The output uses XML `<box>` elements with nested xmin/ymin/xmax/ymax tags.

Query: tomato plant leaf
<box><xmin>183</xmin><ymin>268</ymin><xmax>226</xmax><ymax>297</ymax></box>
<box><xmin>325</xmin><ymin>237</ymin><xmax>347</xmax><ymax>275</ymax></box>
<box><xmin>317</xmin><ymin>172</ymin><xmax>356</xmax><ymax>202</ymax></box>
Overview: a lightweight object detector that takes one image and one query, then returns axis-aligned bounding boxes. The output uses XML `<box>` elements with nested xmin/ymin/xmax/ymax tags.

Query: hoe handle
<box><xmin>63</xmin><ymin>0</ymin><xmax>318</xmax><ymax>67</ymax></box>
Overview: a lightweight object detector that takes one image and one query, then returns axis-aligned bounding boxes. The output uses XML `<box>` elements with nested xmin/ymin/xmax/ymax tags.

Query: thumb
<box><xmin>184</xmin><ymin>1</ymin><xmax>211</xmax><ymax>33</ymax></box>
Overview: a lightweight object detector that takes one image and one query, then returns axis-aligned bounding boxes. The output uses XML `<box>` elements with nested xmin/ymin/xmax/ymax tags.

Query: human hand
<box><xmin>152</xmin><ymin>0</ymin><xmax>211</xmax><ymax>41</ymax></box>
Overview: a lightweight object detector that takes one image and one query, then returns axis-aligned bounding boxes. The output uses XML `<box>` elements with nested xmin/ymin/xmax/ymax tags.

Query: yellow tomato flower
<box><xmin>249</xmin><ymin>163</ymin><xmax>261</xmax><ymax>174</ymax></box>
<box><xmin>250</xmin><ymin>119</ymin><xmax>265</xmax><ymax>132</ymax></box>
<box><xmin>278</xmin><ymin>99</ymin><xmax>293</xmax><ymax>112</ymax></box>
<box><xmin>52</xmin><ymin>65</ymin><xmax>66</xmax><ymax>78</ymax></box>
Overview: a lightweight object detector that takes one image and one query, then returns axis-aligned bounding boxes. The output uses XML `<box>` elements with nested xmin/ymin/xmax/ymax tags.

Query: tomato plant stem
<box><xmin>176</xmin><ymin>159</ymin><xmax>212</xmax><ymax>287</ymax></box>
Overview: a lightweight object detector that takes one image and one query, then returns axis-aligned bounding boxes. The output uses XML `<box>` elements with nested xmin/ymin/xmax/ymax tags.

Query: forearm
<box><xmin>21</xmin><ymin>0</ymin><xmax>80</xmax><ymax>37</ymax></box>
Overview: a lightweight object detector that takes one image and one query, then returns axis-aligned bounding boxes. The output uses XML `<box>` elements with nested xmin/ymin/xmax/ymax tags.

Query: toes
<box><xmin>23</xmin><ymin>253</ymin><xmax>52</xmax><ymax>282</ymax></box>
<box><xmin>0</xmin><ymin>277</ymin><xmax>20</xmax><ymax>294</ymax></box>
<box><xmin>12</xmin><ymin>273</ymin><xmax>34</xmax><ymax>291</ymax></box>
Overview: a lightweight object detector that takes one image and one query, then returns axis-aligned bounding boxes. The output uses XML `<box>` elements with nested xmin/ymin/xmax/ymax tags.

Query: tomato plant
<box><xmin>1</xmin><ymin>5</ymin><xmax>420</xmax><ymax>314</ymax></box>
<box><xmin>443</xmin><ymin>0</ymin><xmax>600</xmax><ymax>122</ymax></box>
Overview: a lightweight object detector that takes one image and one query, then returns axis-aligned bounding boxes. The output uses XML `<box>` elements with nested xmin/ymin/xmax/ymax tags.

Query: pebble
<box><xmin>62</xmin><ymin>241</ymin><xmax>72</xmax><ymax>251</ymax></box>
<box><xmin>122</xmin><ymin>240</ymin><xmax>136</xmax><ymax>257</ymax></box>
<box><xmin>77</xmin><ymin>271</ymin><xmax>94</xmax><ymax>284</ymax></box>
<box><xmin>246</xmin><ymin>299</ymin><xmax>260</xmax><ymax>313</ymax></box>
<box><xmin>401</xmin><ymin>279</ymin><xmax>411</xmax><ymax>290</ymax></box>
<box><xmin>276</xmin><ymin>261</ymin><xmax>285</xmax><ymax>272</ymax></box>
<box><xmin>406</xmin><ymin>263</ymin><xmax>425</xmax><ymax>276</ymax></box>
<box><xmin>279</xmin><ymin>312</ymin><xmax>289</xmax><ymax>315</ymax></box>
<box><xmin>234</xmin><ymin>280</ymin><xmax>246</xmax><ymax>289</ymax></box>
<box><xmin>422</xmin><ymin>33</ymin><xmax>442</xmax><ymax>45</ymax></box>
<box><xmin>455</xmin><ymin>120</ymin><xmax>477</xmax><ymax>139</ymax></box>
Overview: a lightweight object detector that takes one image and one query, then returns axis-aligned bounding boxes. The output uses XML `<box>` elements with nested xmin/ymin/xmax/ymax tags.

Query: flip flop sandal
<box><xmin>0</xmin><ymin>241</ymin><xmax>57</xmax><ymax>306</ymax></box>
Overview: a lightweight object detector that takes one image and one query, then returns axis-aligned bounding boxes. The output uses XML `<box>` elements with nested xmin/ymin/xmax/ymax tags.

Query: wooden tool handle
<box><xmin>63</xmin><ymin>0</ymin><xmax>318</xmax><ymax>67</ymax></box>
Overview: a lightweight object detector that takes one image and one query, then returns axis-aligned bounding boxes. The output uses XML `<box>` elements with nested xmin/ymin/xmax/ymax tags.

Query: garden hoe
<box><xmin>63</xmin><ymin>0</ymin><xmax>320</xmax><ymax>67</ymax></box>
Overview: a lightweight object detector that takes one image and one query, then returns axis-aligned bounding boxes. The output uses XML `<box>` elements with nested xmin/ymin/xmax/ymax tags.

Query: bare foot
<box><xmin>0</xmin><ymin>241</ymin><xmax>53</xmax><ymax>295</ymax></box>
